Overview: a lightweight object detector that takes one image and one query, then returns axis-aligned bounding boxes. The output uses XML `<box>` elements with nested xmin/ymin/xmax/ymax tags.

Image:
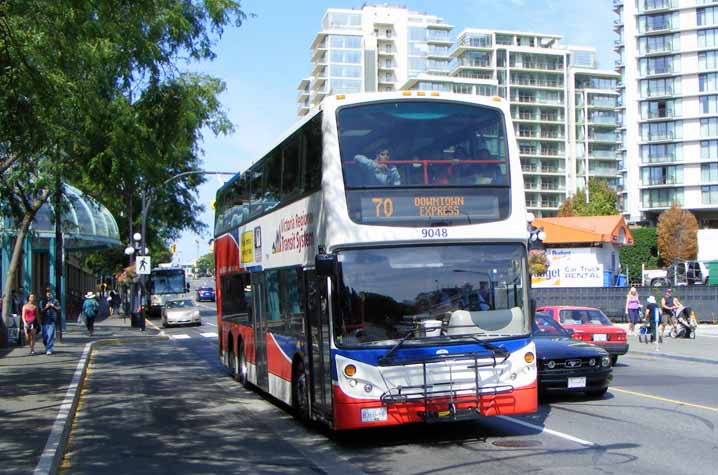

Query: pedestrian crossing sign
<box><xmin>137</xmin><ymin>256</ymin><xmax>151</xmax><ymax>275</ymax></box>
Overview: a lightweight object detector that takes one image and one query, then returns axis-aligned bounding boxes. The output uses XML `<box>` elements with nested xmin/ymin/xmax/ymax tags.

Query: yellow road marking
<box><xmin>611</xmin><ymin>387</ymin><xmax>718</xmax><ymax>412</ymax></box>
<box><xmin>146</xmin><ymin>319</ymin><xmax>160</xmax><ymax>331</ymax></box>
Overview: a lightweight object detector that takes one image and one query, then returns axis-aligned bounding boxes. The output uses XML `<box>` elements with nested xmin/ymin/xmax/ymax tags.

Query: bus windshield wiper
<box><xmin>378</xmin><ymin>330</ymin><xmax>415</xmax><ymax>365</ymax></box>
<box><xmin>443</xmin><ymin>333</ymin><xmax>511</xmax><ymax>357</ymax></box>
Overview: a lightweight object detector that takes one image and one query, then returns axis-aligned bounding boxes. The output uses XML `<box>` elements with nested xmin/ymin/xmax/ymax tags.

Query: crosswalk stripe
<box><xmin>200</xmin><ymin>332</ymin><xmax>218</xmax><ymax>338</ymax></box>
<box><xmin>171</xmin><ymin>334</ymin><xmax>191</xmax><ymax>340</ymax></box>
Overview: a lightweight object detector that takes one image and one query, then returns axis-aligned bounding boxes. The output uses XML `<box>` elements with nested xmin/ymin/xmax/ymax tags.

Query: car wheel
<box><xmin>292</xmin><ymin>359</ymin><xmax>309</xmax><ymax>423</ymax></box>
<box><xmin>586</xmin><ymin>387</ymin><xmax>608</xmax><ymax>398</ymax></box>
<box><xmin>611</xmin><ymin>355</ymin><xmax>618</xmax><ymax>366</ymax></box>
<box><xmin>690</xmin><ymin>329</ymin><xmax>696</xmax><ymax>339</ymax></box>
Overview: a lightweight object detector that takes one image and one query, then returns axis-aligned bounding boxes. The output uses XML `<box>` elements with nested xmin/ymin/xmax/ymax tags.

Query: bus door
<box><xmin>305</xmin><ymin>271</ymin><xmax>333</xmax><ymax>417</ymax></box>
<box><xmin>251</xmin><ymin>272</ymin><xmax>269</xmax><ymax>389</ymax></box>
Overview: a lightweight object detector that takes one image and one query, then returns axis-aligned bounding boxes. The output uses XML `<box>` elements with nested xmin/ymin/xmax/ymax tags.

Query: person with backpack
<box><xmin>82</xmin><ymin>291</ymin><xmax>99</xmax><ymax>336</ymax></box>
<box><xmin>644</xmin><ymin>295</ymin><xmax>662</xmax><ymax>352</ymax></box>
<box><xmin>40</xmin><ymin>288</ymin><xmax>60</xmax><ymax>355</ymax></box>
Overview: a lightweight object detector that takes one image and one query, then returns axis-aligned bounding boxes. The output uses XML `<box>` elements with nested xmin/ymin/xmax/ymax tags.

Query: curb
<box><xmin>630</xmin><ymin>349</ymin><xmax>718</xmax><ymax>365</ymax></box>
<box><xmin>32</xmin><ymin>334</ymin><xmax>170</xmax><ymax>474</ymax></box>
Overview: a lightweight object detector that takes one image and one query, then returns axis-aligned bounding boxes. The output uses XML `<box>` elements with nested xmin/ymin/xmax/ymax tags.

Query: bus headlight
<box><xmin>344</xmin><ymin>364</ymin><xmax>357</xmax><ymax>377</ymax></box>
<box><xmin>524</xmin><ymin>352</ymin><xmax>535</xmax><ymax>364</ymax></box>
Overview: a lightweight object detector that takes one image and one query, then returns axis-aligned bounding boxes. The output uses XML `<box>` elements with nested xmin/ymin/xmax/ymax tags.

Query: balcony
<box><xmin>511</xmin><ymin>79</ymin><xmax>563</xmax><ymax>88</ymax></box>
<box><xmin>511</xmin><ymin>62</ymin><xmax>564</xmax><ymax>72</ymax></box>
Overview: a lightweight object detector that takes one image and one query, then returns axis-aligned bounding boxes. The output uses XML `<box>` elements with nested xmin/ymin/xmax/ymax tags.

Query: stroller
<box><xmin>670</xmin><ymin>306</ymin><xmax>697</xmax><ymax>339</ymax></box>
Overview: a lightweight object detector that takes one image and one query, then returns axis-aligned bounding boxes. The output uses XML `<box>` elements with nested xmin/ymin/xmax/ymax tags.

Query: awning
<box><xmin>1</xmin><ymin>184</ymin><xmax>121</xmax><ymax>251</ymax></box>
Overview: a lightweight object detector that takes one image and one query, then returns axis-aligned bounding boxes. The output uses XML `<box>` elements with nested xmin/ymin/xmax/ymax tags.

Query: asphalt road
<box><xmin>60</xmin><ymin>301</ymin><xmax>718</xmax><ymax>475</ymax></box>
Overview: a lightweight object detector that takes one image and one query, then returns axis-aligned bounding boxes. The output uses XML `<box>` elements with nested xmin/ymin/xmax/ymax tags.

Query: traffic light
<box><xmin>170</xmin><ymin>243</ymin><xmax>177</xmax><ymax>254</ymax></box>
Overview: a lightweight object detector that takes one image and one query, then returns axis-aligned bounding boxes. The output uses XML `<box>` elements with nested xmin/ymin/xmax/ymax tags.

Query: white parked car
<box><xmin>162</xmin><ymin>298</ymin><xmax>201</xmax><ymax>327</ymax></box>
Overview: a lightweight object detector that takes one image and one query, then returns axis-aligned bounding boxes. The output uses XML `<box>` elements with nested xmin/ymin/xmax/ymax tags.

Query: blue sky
<box><xmin>174</xmin><ymin>0</ymin><xmax>615</xmax><ymax>264</ymax></box>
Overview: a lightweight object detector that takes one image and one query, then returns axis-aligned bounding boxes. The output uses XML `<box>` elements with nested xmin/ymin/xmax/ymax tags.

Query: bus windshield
<box><xmin>150</xmin><ymin>270</ymin><xmax>186</xmax><ymax>295</ymax></box>
<box><xmin>337</xmin><ymin>101</ymin><xmax>509</xmax><ymax>188</ymax></box>
<box><xmin>334</xmin><ymin>244</ymin><xmax>528</xmax><ymax>347</ymax></box>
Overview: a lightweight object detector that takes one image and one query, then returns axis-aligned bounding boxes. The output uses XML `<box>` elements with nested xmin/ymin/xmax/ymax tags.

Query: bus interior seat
<box><xmin>446</xmin><ymin>308</ymin><xmax>524</xmax><ymax>336</ymax></box>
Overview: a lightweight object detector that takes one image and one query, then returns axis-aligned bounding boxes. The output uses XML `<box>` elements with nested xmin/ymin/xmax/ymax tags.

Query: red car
<box><xmin>536</xmin><ymin>306</ymin><xmax>628</xmax><ymax>364</ymax></box>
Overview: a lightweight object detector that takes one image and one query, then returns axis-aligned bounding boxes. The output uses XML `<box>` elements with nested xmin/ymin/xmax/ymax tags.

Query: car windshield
<box><xmin>167</xmin><ymin>299</ymin><xmax>195</xmax><ymax>309</ymax></box>
<box><xmin>199</xmin><ymin>288</ymin><xmax>214</xmax><ymax>292</ymax></box>
<box><xmin>559</xmin><ymin>309</ymin><xmax>611</xmax><ymax>326</ymax></box>
<box><xmin>533</xmin><ymin>313</ymin><xmax>571</xmax><ymax>337</ymax></box>
<box><xmin>334</xmin><ymin>244</ymin><xmax>528</xmax><ymax>347</ymax></box>
<box><xmin>337</xmin><ymin>101</ymin><xmax>509</xmax><ymax>188</ymax></box>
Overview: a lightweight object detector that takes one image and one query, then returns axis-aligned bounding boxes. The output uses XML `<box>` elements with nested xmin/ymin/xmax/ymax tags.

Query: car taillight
<box><xmin>572</xmin><ymin>333</ymin><xmax>582</xmax><ymax>341</ymax></box>
<box><xmin>616</xmin><ymin>333</ymin><xmax>626</xmax><ymax>341</ymax></box>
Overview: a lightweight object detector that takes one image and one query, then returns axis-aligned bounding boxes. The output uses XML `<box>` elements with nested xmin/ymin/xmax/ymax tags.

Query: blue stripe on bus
<box><xmin>331</xmin><ymin>337</ymin><xmax>532</xmax><ymax>379</ymax></box>
<box><xmin>270</xmin><ymin>333</ymin><xmax>299</xmax><ymax>362</ymax></box>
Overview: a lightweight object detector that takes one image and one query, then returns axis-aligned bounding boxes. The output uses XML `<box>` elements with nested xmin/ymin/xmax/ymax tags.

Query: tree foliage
<box><xmin>618</xmin><ymin>227</ymin><xmax>661</xmax><ymax>284</ymax></box>
<box><xmin>196</xmin><ymin>252</ymin><xmax>215</xmax><ymax>275</ymax></box>
<box><xmin>657</xmin><ymin>204</ymin><xmax>698</xmax><ymax>265</ymax></box>
<box><xmin>0</xmin><ymin>0</ymin><xmax>248</xmax><ymax>344</ymax></box>
<box><xmin>558</xmin><ymin>179</ymin><xmax>620</xmax><ymax>217</ymax></box>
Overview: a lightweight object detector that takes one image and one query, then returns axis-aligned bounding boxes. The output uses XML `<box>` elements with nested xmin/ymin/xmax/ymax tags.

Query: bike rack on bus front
<box><xmin>378</xmin><ymin>350</ymin><xmax>513</xmax><ymax>422</ymax></box>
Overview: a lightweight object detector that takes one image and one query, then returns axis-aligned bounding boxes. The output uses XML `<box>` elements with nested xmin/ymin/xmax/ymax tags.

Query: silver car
<box><xmin>162</xmin><ymin>298</ymin><xmax>201</xmax><ymax>327</ymax></box>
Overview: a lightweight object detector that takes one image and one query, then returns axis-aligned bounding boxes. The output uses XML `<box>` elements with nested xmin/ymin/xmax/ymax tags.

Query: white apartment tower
<box><xmin>298</xmin><ymin>5</ymin><xmax>620</xmax><ymax>217</ymax></box>
<box><xmin>615</xmin><ymin>0</ymin><xmax>718</xmax><ymax>226</ymax></box>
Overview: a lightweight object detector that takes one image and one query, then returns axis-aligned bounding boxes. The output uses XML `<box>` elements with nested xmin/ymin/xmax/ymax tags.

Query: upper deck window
<box><xmin>337</xmin><ymin>101</ymin><xmax>509</xmax><ymax>189</ymax></box>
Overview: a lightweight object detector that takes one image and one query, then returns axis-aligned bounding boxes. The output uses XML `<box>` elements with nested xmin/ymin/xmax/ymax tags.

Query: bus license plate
<box><xmin>593</xmin><ymin>334</ymin><xmax>607</xmax><ymax>342</ymax></box>
<box><xmin>568</xmin><ymin>377</ymin><xmax>586</xmax><ymax>389</ymax></box>
<box><xmin>361</xmin><ymin>407</ymin><xmax>388</xmax><ymax>422</ymax></box>
<box><xmin>420</xmin><ymin>228</ymin><xmax>448</xmax><ymax>239</ymax></box>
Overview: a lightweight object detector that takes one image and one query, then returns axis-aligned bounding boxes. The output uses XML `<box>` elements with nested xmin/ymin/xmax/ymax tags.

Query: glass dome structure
<box><xmin>1</xmin><ymin>184</ymin><xmax>121</xmax><ymax>250</ymax></box>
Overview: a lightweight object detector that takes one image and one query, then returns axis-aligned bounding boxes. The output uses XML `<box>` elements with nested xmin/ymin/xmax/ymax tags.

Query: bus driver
<box><xmin>353</xmin><ymin>149</ymin><xmax>401</xmax><ymax>186</ymax></box>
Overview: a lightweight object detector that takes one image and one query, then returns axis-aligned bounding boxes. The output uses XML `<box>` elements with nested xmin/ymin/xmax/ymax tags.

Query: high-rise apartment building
<box><xmin>298</xmin><ymin>5</ymin><xmax>620</xmax><ymax>217</ymax></box>
<box><xmin>615</xmin><ymin>0</ymin><xmax>718</xmax><ymax>226</ymax></box>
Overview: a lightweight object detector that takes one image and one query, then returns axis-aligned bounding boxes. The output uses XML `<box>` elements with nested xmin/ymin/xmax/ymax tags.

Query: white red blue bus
<box><xmin>147</xmin><ymin>267</ymin><xmax>188</xmax><ymax>318</ymax></box>
<box><xmin>214</xmin><ymin>92</ymin><xmax>537</xmax><ymax>430</ymax></box>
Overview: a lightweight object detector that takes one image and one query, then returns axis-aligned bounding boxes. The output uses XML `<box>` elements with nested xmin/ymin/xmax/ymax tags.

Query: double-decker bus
<box><xmin>214</xmin><ymin>92</ymin><xmax>537</xmax><ymax>430</ymax></box>
<box><xmin>147</xmin><ymin>267</ymin><xmax>188</xmax><ymax>318</ymax></box>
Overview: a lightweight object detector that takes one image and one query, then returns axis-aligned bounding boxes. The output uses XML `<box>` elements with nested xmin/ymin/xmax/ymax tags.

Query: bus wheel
<box><xmin>292</xmin><ymin>360</ymin><xmax>309</xmax><ymax>422</ymax></box>
<box><xmin>236</xmin><ymin>341</ymin><xmax>249</xmax><ymax>388</ymax></box>
<box><xmin>228</xmin><ymin>349</ymin><xmax>236</xmax><ymax>378</ymax></box>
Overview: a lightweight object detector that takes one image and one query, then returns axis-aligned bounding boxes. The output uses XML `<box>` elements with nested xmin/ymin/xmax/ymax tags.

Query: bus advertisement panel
<box><xmin>214</xmin><ymin>92</ymin><xmax>536</xmax><ymax>430</ymax></box>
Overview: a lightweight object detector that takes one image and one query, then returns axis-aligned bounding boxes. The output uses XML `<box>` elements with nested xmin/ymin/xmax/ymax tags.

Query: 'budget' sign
<box><xmin>532</xmin><ymin>249</ymin><xmax>604</xmax><ymax>288</ymax></box>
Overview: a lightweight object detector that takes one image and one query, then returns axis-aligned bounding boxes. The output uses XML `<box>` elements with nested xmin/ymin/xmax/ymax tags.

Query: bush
<box><xmin>619</xmin><ymin>227</ymin><xmax>661</xmax><ymax>284</ymax></box>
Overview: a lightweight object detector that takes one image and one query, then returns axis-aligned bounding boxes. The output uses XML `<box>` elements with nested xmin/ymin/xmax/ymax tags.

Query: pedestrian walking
<box><xmin>107</xmin><ymin>291</ymin><xmax>114</xmax><ymax>316</ymax></box>
<box><xmin>82</xmin><ymin>291</ymin><xmax>99</xmax><ymax>336</ymax></box>
<box><xmin>40</xmin><ymin>288</ymin><xmax>60</xmax><ymax>355</ymax></box>
<box><xmin>660</xmin><ymin>288</ymin><xmax>681</xmax><ymax>341</ymax></box>
<box><xmin>625</xmin><ymin>287</ymin><xmax>641</xmax><ymax>335</ymax></box>
<box><xmin>645</xmin><ymin>295</ymin><xmax>662</xmax><ymax>351</ymax></box>
<box><xmin>21</xmin><ymin>293</ymin><xmax>40</xmax><ymax>355</ymax></box>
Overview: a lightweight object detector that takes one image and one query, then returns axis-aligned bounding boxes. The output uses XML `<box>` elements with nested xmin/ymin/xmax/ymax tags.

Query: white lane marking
<box><xmin>34</xmin><ymin>342</ymin><xmax>93</xmax><ymax>474</ymax></box>
<box><xmin>498</xmin><ymin>416</ymin><xmax>596</xmax><ymax>447</ymax></box>
<box><xmin>171</xmin><ymin>334</ymin><xmax>191</xmax><ymax>340</ymax></box>
<box><xmin>204</xmin><ymin>322</ymin><xmax>217</xmax><ymax>327</ymax></box>
<box><xmin>200</xmin><ymin>332</ymin><xmax>218</xmax><ymax>338</ymax></box>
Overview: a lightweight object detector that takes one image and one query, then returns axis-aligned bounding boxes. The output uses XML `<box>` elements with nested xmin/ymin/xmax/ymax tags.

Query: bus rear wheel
<box><xmin>292</xmin><ymin>360</ymin><xmax>309</xmax><ymax>423</ymax></box>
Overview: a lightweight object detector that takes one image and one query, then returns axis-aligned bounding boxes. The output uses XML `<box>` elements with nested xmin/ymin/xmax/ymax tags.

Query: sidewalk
<box><xmin>617</xmin><ymin>323</ymin><xmax>718</xmax><ymax>364</ymax></box>
<box><xmin>0</xmin><ymin>313</ymin><xmax>162</xmax><ymax>475</ymax></box>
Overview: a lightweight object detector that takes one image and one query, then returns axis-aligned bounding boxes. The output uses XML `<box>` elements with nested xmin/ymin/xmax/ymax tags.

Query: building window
<box><xmin>330</xmin><ymin>50</ymin><xmax>361</xmax><ymax>64</ymax></box>
<box><xmin>329</xmin><ymin>35</ymin><xmax>361</xmax><ymax>49</ymax></box>
<box><xmin>701</xmin><ymin>95</ymin><xmax>718</xmax><ymax>114</ymax></box>
<box><xmin>642</xmin><ymin>188</ymin><xmax>684</xmax><ymax>208</ymax></box>
<box><xmin>702</xmin><ymin>163</ymin><xmax>718</xmax><ymax>183</ymax></box>
<box><xmin>642</xmin><ymin>165</ymin><xmax>683</xmax><ymax>186</ymax></box>
<box><xmin>701</xmin><ymin>139</ymin><xmax>718</xmax><ymax>159</ymax></box>
<box><xmin>641</xmin><ymin>143</ymin><xmax>681</xmax><ymax>163</ymax></box>
<box><xmin>641</xmin><ymin>121</ymin><xmax>682</xmax><ymax>141</ymax></box>
<box><xmin>700</xmin><ymin>72</ymin><xmax>718</xmax><ymax>92</ymax></box>
<box><xmin>639</xmin><ymin>34</ymin><xmax>679</xmax><ymax>54</ymax></box>
<box><xmin>640</xmin><ymin>77</ymin><xmax>679</xmax><ymax>97</ymax></box>
<box><xmin>640</xmin><ymin>99</ymin><xmax>681</xmax><ymax>119</ymax></box>
<box><xmin>638</xmin><ymin>12</ymin><xmax>676</xmax><ymax>33</ymax></box>
<box><xmin>698</xmin><ymin>6</ymin><xmax>718</xmax><ymax>26</ymax></box>
<box><xmin>699</xmin><ymin>28</ymin><xmax>718</xmax><ymax>48</ymax></box>
<box><xmin>702</xmin><ymin>185</ymin><xmax>718</xmax><ymax>204</ymax></box>
<box><xmin>639</xmin><ymin>55</ymin><xmax>677</xmax><ymax>76</ymax></box>
<box><xmin>701</xmin><ymin>117</ymin><xmax>718</xmax><ymax>136</ymax></box>
<box><xmin>699</xmin><ymin>51</ymin><xmax>718</xmax><ymax>71</ymax></box>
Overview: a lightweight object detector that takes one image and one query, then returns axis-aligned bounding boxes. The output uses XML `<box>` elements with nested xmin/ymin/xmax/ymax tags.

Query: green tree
<box><xmin>657</xmin><ymin>204</ymin><xmax>698</xmax><ymax>265</ymax></box>
<box><xmin>196</xmin><ymin>252</ymin><xmax>215</xmax><ymax>275</ymax></box>
<box><xmin>619</xmin><ymin>227</ymin><xmax>661</xmax><ymax>284</ymax></box>
<box><xmin>0</xmin><ymin>0</ymin><xmax>248</xmax><ymax>345</ymax></box>
<box><xmin>557</xmin><ymin>179</ymin><xmax>620</xmax><ymax>217</ymax></box>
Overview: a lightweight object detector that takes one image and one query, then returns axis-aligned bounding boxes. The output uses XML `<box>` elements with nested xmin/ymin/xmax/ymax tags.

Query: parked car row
<box><xmin>533</xmin><ymin>305</ymin><xmax>628</xmax><ymax>398</ymax></box>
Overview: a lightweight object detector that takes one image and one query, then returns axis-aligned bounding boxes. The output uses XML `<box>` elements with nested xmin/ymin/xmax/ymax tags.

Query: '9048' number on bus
<box><xmin>421</xmin><ymin>228</ymin><xmax>448</xmax><ymax>239</ymax></box>
<box><xmin>372</xmin><ymin>197</ymin><xmax>394</xmax><ymax>217</ymax></box>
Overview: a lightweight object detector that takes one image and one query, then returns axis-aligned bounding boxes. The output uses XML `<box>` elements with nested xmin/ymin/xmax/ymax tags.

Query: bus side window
<box><xmin>265</xmin><ymin>270</ymin><xmax>281</xmax><ymax>322</ymax></box>
<box><xmin>304</xmin><ymin>113</ymin><xmax>323</xmax><ymax>193</ymax></box>
<box><xmin>282</xmin><ymin>133</ymin><xmax>302</xmax><ymax>201</ymax></box>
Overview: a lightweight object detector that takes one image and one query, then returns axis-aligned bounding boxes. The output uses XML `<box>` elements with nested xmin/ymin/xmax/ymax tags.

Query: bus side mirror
<box><xmin>316</xmin><ymin>253</ymin><xmax>337</xmax><ymax>277</ymax></box>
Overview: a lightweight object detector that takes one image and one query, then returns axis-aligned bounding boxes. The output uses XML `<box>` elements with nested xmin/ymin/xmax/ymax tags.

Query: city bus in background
<box><xmin>147</xmin><ymin>266</ymin><xmax>189</xmax><ymax>318</ymax></box>
<box><xmin>213</xmin><ymin>92</ymin><xmax>537</xmax><ymax>430</ymax></box>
